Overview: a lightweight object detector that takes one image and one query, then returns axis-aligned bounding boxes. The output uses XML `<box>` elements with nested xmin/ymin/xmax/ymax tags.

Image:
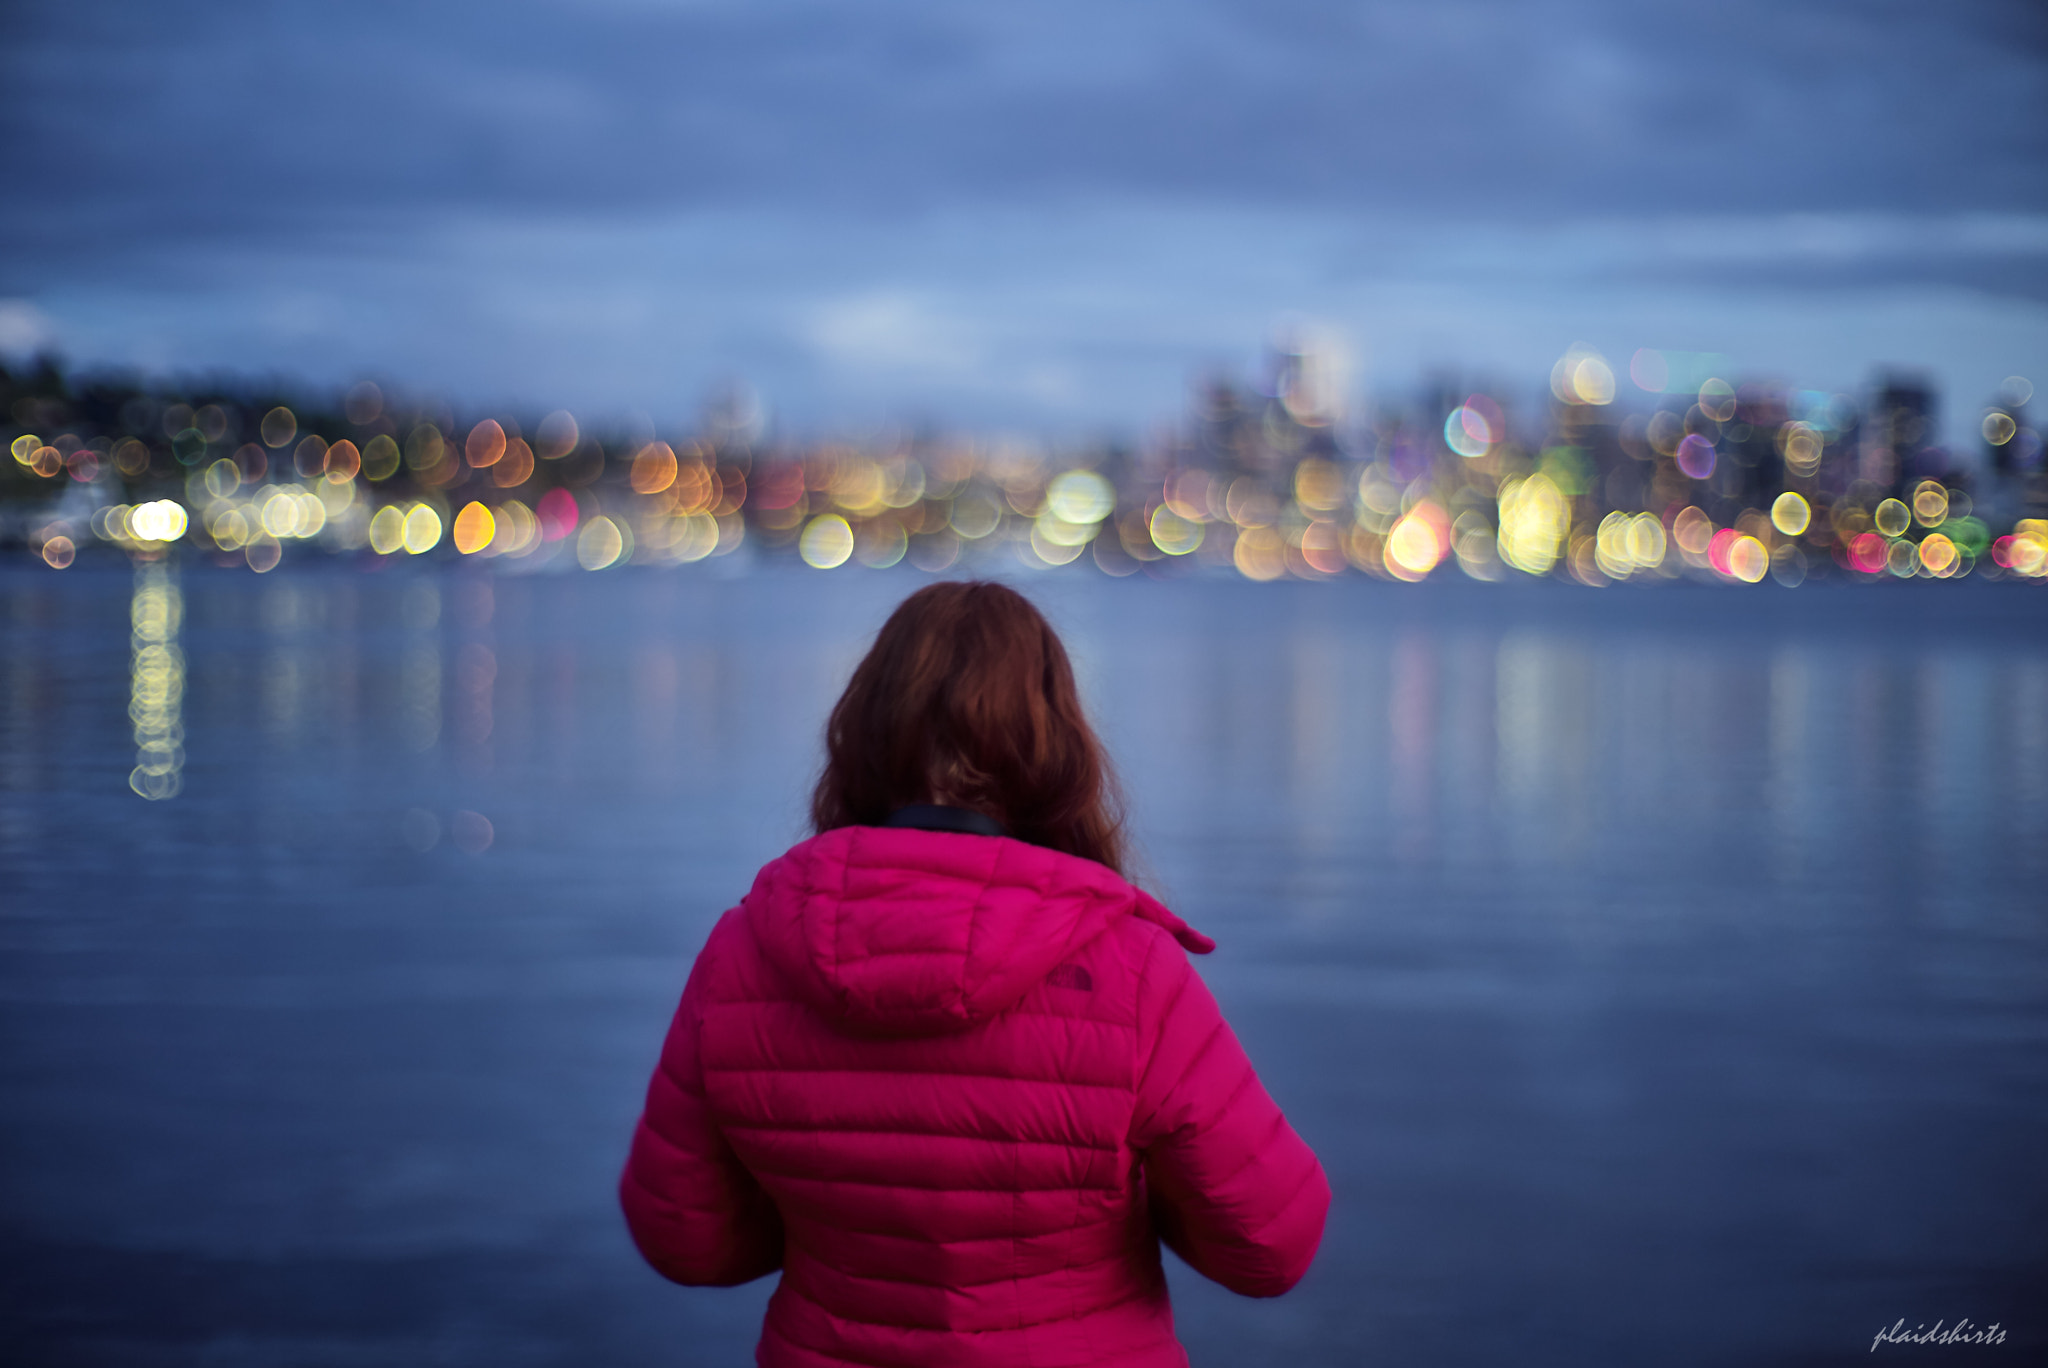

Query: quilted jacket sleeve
<box><xmin>1131</xmin><ymin>937</ymin><xmax>1331</xmax><ymax>1297</ymax></box>
<box><xmin>619</xmin><ymin>913</ymin><xmax>784</xmax><ymax>1286</ymax></box>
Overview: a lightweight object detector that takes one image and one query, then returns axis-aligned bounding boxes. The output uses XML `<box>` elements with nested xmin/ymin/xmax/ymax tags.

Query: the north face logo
<box><xmin>1046</xmin><ymin>964</ymin><xmax>1093</xmax><ymax>992</ymax></box>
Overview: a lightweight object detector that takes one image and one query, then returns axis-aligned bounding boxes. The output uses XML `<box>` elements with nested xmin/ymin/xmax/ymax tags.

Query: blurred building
<box><xmin>1863</xmin><ymin>375</ymin><xmax>1938</xmax><ymax>494</ymax></box>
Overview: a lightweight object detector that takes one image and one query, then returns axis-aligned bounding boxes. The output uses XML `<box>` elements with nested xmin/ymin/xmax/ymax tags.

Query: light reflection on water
<box><xmin>127</xmin><ymin>563</ymin><xmax>184</xmax><ymax>800</ymax></box>
<box><xmin>1</xmin><ymin>565</ymin><xmax>2044</xmax><ymax>1366</ymax></box>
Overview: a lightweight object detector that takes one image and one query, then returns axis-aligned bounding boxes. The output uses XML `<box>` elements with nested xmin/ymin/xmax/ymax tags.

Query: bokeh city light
<box><xmin>7</xmin><ymin>354</ymin><xmax>2041</xmax><ymax>587</ymax></box>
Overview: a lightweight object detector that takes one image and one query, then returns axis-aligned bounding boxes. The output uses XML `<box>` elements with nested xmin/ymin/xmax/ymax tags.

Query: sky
<box><xmin>3</xmin><ymin>0</ymin><xmax>2045</xmax><ymax>443</ymax></box>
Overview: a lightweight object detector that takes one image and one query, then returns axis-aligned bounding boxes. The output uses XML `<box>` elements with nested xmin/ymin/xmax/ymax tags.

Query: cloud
<box><xmin>0</xmin><ymin>300</ymin><xmax>56</xmax><ymax>358</ymax></box>
<box><xmin>807</xmin><ymin>292</ymin><xmax>984</xmax><ymax>377</ymax></box>
<box><xmin>1</xmin><ymin>0</ymin><xmax>2042</xmax><ymax>433</ymax></box>
<box><xmin>3</xmin><ymin>0</ymin><xmax>2042</xmax><ymax>267</ymax></box>
<box><xmin>21</xmin><ymin>202</ymin><xmax>2045</xmax><ymax>445</ymax></box>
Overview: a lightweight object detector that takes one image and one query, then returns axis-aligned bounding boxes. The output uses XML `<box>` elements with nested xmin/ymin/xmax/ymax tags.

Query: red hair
<box><xmin>811</xmin><ymin>581</ymin><xmax>1126</xmax><ymax>875</ymax></box>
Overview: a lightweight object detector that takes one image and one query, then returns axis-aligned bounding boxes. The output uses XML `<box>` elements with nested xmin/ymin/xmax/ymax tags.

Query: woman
<box><xmin>620</xmin><ymin>581</ymin><xmax>1329</xmax><ymax>1367</ymax></box>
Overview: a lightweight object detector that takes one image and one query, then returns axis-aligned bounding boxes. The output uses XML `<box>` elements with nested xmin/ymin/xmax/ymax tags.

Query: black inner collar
<box><xmin>882</xmin><ymin>804</ymin><xmax>1007</xmax><ymax>838</ymax></box>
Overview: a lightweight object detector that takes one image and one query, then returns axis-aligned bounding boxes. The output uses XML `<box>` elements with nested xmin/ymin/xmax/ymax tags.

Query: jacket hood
<box><xmin>742</xmin><ymin>825</ymin><xmax>1212</xmax><ymax>1036</ymax></box>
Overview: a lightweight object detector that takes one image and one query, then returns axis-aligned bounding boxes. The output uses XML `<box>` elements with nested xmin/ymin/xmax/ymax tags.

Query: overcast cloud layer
<box><xmin>4</xmin><ymin>0</ymin><xmax>2045</xmax><ymax>439</ymax></box>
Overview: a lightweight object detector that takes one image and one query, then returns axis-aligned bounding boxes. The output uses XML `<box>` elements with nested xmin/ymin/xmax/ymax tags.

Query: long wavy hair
<box><xmin>811</xmin><ymin>581</ymin><xmax>1127</xmax><ymax>875</ymax></box>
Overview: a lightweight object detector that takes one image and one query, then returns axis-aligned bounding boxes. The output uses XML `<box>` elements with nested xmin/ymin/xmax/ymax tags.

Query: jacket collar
<box><xmin>881</xmin><ymin>804</ymin><xmax>1007</xmax><ymax>838</ymax></box>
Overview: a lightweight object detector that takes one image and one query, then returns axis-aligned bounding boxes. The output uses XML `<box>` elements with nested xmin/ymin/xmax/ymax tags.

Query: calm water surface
<box><xmin>3</xmin><ymin>564</ymin><xmax>2045</xmax><ymax>1366</ymax></box>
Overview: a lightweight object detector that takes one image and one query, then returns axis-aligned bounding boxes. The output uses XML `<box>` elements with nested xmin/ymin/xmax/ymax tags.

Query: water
<box><xmin>3</xmin><ymin>563</ymin><xmax>2044</xmax><ymax>1366</ymax></box>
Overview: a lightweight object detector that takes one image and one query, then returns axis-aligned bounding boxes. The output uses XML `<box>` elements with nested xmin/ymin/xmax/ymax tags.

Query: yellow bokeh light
<box><xmin>576</xmin><ymin>515</ymin><xmax>626</xmax><ymax>570</ymax></box>
<box><xmin>1778</xmin><ymin>421</ymin><xmax>1822</xmax><ymax>477</ymax></box>
<box><xmin>1770</xmin><ymin>492</ymin><xmax>1812</xmax><ymax>536</ymax></box>
<box><xmin>493</xmin><ymin>438</ymin><xmax>535</xmax><ymax>487</ymax></box>
<box><xmin>362</xmin><ymin>434</ymin><xmax>402</xmax><ymax>481</ymax></box>
<box><xmin>1919</xmin><ymin>533</ymin><xmax>1958</xmax><ymax>576</ymax></box>
<box><xmin>1033</xmin><ymin>510</ymin><xmax>1096</xmax><ymax>547</ymax></box>
<box><xmin>453</xmin><ymin>502</ymin><xmax>496</xmax><ymax>555</ymax></box>
<box><xmin>317</xmin><ymin>477</ymin><xmax>356</xmax><ymax>515</ymax></box>
<box><xmin>1224</xmin><ymin>477</ymin><xmax>1277</xmax><ymax>528</ymax></box>
<box><xmin>1910</xmin><ymin>481</ymin><xmax>1948</xmax><ymax>528</ymax></box>
<box><xmin>128</xmin><ymin>566</ymin><xmax>184</xmax><ymax>800</ymax></box>
<box><xmin>949</xmin><ymin>491</ymin><xmax>1002</xmax><ymax>539</ymax></box>
<box><xmin>1553</xmin><ymin>347</ymin><xmax>1604</xmax><ymax>404</ymax></box>
<box><xmin>1028</xmin><ymin>521</ymin><xmax>1086</xmax><ymax>565</ymax></box>
<box><xmin>130</xmin><ymin>500</ymin><xmax>189</xmax><ymax>543</ymax></box>
<box><xmin>1672</xmin><ymin>506</ymin><xmax>1714</xmax><ymax>556</ymax></box>
<box><xmin>260</xmin><ymin>407</ymin><xmax>297</xmax><ymax>449</ymax></box>
<box><xmin>631</xmin><ymin>442</ymin><xmax>678</xmax><ymax>494</ymax></box>
<box><xmin>245</xmin><ymin>532</ymin><xmax>282</xmax><ymax>573</ymax></box>
<box><xmin>295</xmin><ymin>487</ymin><xmax>327</xmax><ymax>537</ymax></box>
<box><xmin>1697</xmin><ymin>379</ymin><xmax>1737</xmax><ymax>422</ymax></box>
<box><xmin>1982</xmin><ymin>412</ymin><xmax>2017</xmax><ymax>445</ymax></box>
<box><xmin>883</xmin><ymin>456</ymin><xmax>927</xmax><ymax>508</ymax></box>
<box><xmin>1594</xmin><ymin>511</ymin><xmax>1636</xmax><ymax>580</ymax></box>
<box><xmin>2004</xmin><ymin>523</ymin><xmax>2047</xmax><ymax>576</ymax></box>
<box><xmin>667</xmin><ymin>512</ymin><xmax>719</xmax><ymax>563</ymax></box>
<box><xmin>1627</xmin><ymin>512</ymin><xmax>1667</xmax><ymax>569</ymax></box>
<box><xmin>1045</xmin><ymin>469</ymin><xmax>1115</xmax><ymax>525</ymax></box>
<box><xmin>1497</xmin><ymin>473</ymin><xmax>1569</xmax><ymax>574</ymax></box>
<box><xmin>1163</xmin><ymin>469</ymin><xmax>1214</xmax><ymax>522</ymax></box>
<box><xmin>1567</xmin><ymin>533</ymin><xmax>1607</xmax><ymax>587</ymax></box>
<box><xmin>40</xmin><ymin>535</ymin><xmax>74</xmax><ymax>569</ymax></box>
<box><xmin>203</xmin><ymin>458</ymin><xmax>242</xmax><ymax>500</ymax></box>
<box><xmin>402</xmin><ymin>505</ymin><xmax>442</xmax><ymax>555</ymax></box>
<box><xmin>799</xmin><ymin>514</ymin><xmax>854</xmax><ymax>568</ymax></box>
<box><xmin>1384</xmin><ymin>509</ymin><xmax>1444</xmax><ymax>580</ymax></box>
<box><xmin>1232</xmin><ymin>526</ymin><xmax>1286</xmax><ymax>581</ymax></box>
<box><xmin>1452</xmin><ymin>511</ymin><xmax>1499</xmax><ymax>579</ymax></box>
<box><xmin>491</xmin><ymin>500</ymin><xmax>538</xmax><ymax>557</ymax></box>
<box><xmin>854</xmin><ymin>518</ymin><xmax>908</xmax><ymax>569</ymax></box>
<box><xmin>1873</xmin><ymin>498</ymin><xmax>1911</xmax><ymax>538</ymax></box>
<box><xmin>1572</xmin><ymin>356</ymin><xmax>1616</xmax><ymax>405</ymax></box>
<box><xmin>405</xmin><ymin>425</ymin><xmax>449</xmax><ymax>481</ymax></box>
<box><xmin>1300</xmin><ymin>520</ymin><xmax>1346</xmax><ymax>574</ymax></box>
<box><xmin>1727</xmin><ymin>534</ymin><xmax>1768</xmax><ymax>582</ymax></box>
<box><xmin>669</xmin><ymin>461</ymin><xmax>715</xmax><ymax>515</ymax></box>
<box><xmin>1149</xmin><ymin>506</ymin><xmax>1204</xmax><ymax>555</ymax></box>
<box><xmin>209</xmin><ymin>507</ymin><xmax>250</xmax><ymax>551</ymax></box>
<box><xmin>831</xmin><ymin>459</ymin><xmax>888</xmax><ymax>516</ymax></box>
<box><xmin>1293</xmin><ymin>458</ymin><xmax>1346</xmax><ymax>511</ymax></box>
<box><xmin>259</xmin><ymin>489</ymin><xmax>299</xmax><ymax>539</ymax></box>
<box><xmin>368</xmin><ymin>505</ymin><xmax>406</xmax><ymax>555</ymax></box>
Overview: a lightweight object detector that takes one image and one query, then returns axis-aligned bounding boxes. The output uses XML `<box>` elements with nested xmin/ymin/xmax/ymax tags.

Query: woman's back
<box><xmin>621</xmin><ymin>822</ymin><xmax>1329</xmax><ymax>1368</ymax></box>
<box><xmin>621</xmin><ymin>581</ymin><xmax>1328</xmax><ymax>1366</ymax></box>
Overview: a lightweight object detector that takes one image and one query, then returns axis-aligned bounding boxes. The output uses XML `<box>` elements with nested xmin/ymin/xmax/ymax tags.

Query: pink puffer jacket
<box><xmin>620</xmin><ymin>825</ymin><xmax>1330</xmax><ymax>1367</ymax></box>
